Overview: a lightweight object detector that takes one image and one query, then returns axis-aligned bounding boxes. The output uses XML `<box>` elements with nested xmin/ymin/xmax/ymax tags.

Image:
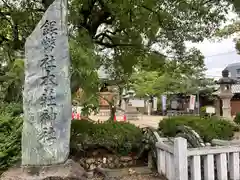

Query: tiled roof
<box><xmin>213</xmin><ymin>84</ymin><xmax>240</xmax><ymax>95</ymax></box>
<box><xmin>232</xmin><ymin>84</ymin><xmax>240</xmax><ymax>94</ymax></box>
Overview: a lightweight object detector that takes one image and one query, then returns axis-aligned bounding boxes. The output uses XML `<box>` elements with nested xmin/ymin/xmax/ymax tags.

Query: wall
<box><xmin>215</xmin><ymin>99</ymin><xmax>240</xmax><ymax>116</ymax></box>
<box><xmin>231</xmin><ymin>100</ymin><xmax>240</xmax><ymax>116</ymax></box>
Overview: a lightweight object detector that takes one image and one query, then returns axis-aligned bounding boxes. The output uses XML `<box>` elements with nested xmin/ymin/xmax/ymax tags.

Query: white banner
<box><xmin>153</xmin><ymin>97</ymin><xmax>158</xmax><ymax>111</ymax></box>
<box><xmin>129</xmin><ymin>99</ymin><xmax>145</xmax><ymax>107</ymax></box>
<box><xmin>189</xmin><ymin>95</ymin><xmax>196</xmax><ymax>110</ymax></box>
<box><xmin>161</xmin><ymin>95</ymin><xmax>167</xmax><ymax>111</ymax></box>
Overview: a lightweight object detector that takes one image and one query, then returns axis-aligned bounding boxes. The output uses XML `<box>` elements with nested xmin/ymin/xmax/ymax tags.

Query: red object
<box><xmin>123</xmin><ymin>114</ymin><xmax>127</xmax><ymax>121</ymax></box>
<box><xmin>76</xmin><ymin>113</ymin><xmax>80</xmax><ymax>120</ymax></box>
<box><xmin>114</xmin><ymin>115</ymin><xmax>117</xmax><ymax>121</ymax></box>
<box><xmin>72</xmin><ymin>113</ymin><xmax>75</xmax><ymax>119</ymax></box>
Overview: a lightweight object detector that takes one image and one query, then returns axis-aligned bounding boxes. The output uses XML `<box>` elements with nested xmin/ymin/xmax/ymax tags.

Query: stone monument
<box><xmin>22</xmin><ymin>0</ymin><xmax>71</xmax><ymax>166</ymax></box>
<box><xmin>216</xmin><ymin>69</ymin><xmax>236</xmax><ymax>120</ymax></box>
<box><xmin>1</xmin><ymin>0</ymin><xmax>87</xmax><ymax>179</ymax></box>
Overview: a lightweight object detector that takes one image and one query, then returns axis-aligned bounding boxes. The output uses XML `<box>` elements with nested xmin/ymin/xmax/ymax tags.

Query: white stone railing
<box><xmin>156</xmin><ymin>137</ymin><xmax>240</xmax><ymax>180</ymax></box>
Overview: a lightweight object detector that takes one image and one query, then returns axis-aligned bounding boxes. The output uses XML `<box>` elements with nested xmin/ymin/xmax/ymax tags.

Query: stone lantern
<box><xmin>216</xmin><ymin>69</ymin><xmax>236</xmax><ymax>119</ymax></box>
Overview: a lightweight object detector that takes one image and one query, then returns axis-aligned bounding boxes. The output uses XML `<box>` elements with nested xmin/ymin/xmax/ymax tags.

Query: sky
<box><xmin>98</xmin><ymin>9</ymin><xmax>240</xmax><ymax>81</ymax></box>
<box><xmin>186</xmin><ymin>10</ymin><xmax>239</xmax><ymax>80</ymax></box>
<box><xmin>99</xmin><ymin>37</ymin><xmax>240</xmax><ymax>80</ymax></box>
<box><xmin>186</xmin><ymin>38</ymin><xmax>239</xmax><ymax>80</ymax></box>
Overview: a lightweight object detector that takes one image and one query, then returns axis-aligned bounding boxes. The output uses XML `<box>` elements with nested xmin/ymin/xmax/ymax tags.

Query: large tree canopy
<box><xmin>129</xmin><ymin>47</ymin><xmax>215</xmax><ymax>97</ymax></box>
<box><xmin>0</xmin><ymin>0</ymin><xmax>237</xmax><ymax>103</ymax></box>
<box><xmin>215</xmin><ymin>0</ymin><xmax>240</xmax><ymax>53</ymax></box>
<box><xmin>216</xmin><ymin>20</ymin><xmax>240</xmax><ymax>54</ymax></box>
<box><xmin>0</xmin><ymin>0</ymin><xmax>232</xmax><ymax>50</ymax></box>
<box><xmin>0</xmin><ymin>0</ymin><xmax>234</xmax><ymax>55</ymax></box>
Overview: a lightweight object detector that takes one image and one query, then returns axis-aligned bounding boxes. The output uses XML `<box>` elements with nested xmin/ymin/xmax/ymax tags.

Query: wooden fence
<box><xmin>156</xmin><ymin>137</ymin><xmax>240</xmax><ymax>180</ymax></box>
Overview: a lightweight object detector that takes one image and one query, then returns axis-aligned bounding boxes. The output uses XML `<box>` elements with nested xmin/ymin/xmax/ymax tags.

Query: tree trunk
<box><xmin>110</xmin><ymin>105</ymin><xmax>116</xmax><ymax>121</ymax></box>
<box><xmin>118</xmin><ymin>86</ymin><xmax>123</xmax><ymax>107</ymax></box>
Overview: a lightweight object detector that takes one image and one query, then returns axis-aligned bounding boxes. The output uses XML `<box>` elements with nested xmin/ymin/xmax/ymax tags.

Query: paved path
<box><xmin>129</xmin><ymin>115</ymin><xmax>164</xmax><ymax>129</ymax></box>
<box><xmin>89</xmin><ymin>115</ymin><xmax>164</xmax><ymax>129</ymax></box>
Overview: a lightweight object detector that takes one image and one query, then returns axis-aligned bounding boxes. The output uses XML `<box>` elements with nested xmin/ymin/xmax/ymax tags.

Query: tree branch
<box><xmin>0</xmin><ymin>34</ymin><xmax>10</xmax><ymax>46</ymax></box>
<box><xmin>80</xmin><ymin>0</ymin><xmax>97</xmax><ymax>28</ymax></box>
<box><xmin>1</xmin><ymin>0</ymin><xmax>12</xmax><ymax>10</ymax></box>
<box><xmin>0</xmin><ymin>11</ymin><xmax>12</xmax><ymax>24</ymax></box>
<box><xmin>94</xmin><ymin>32</ymin><xmax>114</xmax><ymax>43</ymax></box>
<box><xmin>80</xmin><ymin>0</ymin><xmax>113</xmax><ymax>37</ymax></box>
<box><xmin>94</xmin><ymin>40</ymin><xmax>137</xmax><ymax>48</ymax></box>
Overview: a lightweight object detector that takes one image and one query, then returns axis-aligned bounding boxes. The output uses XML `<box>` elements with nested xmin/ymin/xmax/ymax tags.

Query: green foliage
<box><xmin>200</xmin><ymin>106</ymin><xmax>208</xmax><ymax>117</ymax></box>
<box><xmin>0</xmin><ymin>102</ymin><xmax>23</xmax><ymax>116</ymax></box>
<box><xmin>232</xmin><ymin>0</ymin><xmax>240</xmax><ymax>13</ymax></box>
<box><xmin>0</xmin><ymin>0</ymin><xmax>235</xmax><ymax>106</ymax></box>
<box><xmin>129</xmin><ymin>47</ymin><xmax>217</xmax><ymax>97</ymax></box>
<box><xmin>70</xmin><ymin>33</ymin><xmax>100</xmax><ymax>95</ymax></box>
<box><xmin>71</xmin><ymin>120</ymin><xmax>143</xmax><ymax>156</ymax></box>
<box><xmin>0</xmin><ymin>116</ymin><xmax>143</xmax><ymax>173</ymax></box>
<box><xmin>0</xmin><ymin>103</ymin><xmax>23</xmax><ymax>173</ymax></box>
<box><xmin>0</xmin><ymin>113</ymin><xmax>22</xmax><ymax>174</ymax></box>
<box><xmin>234</xmin><ymin>112</ymin><xmax>240</xmax><ymax>124</ymax></box>
<box><xmin>0</xmin><ymin>59</ymin><xmax>24</xmax><ymax>103</ymax></box>
<box><xmin>70</xmin><ymin>34</ymin><xmax>100</xmax><ymax>112</ymax></box>
<box><xmin>158</xmin><ymin>116</ymin><xmax>237</xmax><ymax>142</ymax></box>
<box><xmin>130</xmin><ymin>55</ymin><xmax>216</xmax><ymax>97</ymax></box>
<box><xmin>0</xmin><ymin>0</ymin><xmax>235</xmax><ymax>94</ymax></box>
<box><xmin>215</xmin><ymin>18</ymin><xmax>240</xmax><ymax>55</ymax></box>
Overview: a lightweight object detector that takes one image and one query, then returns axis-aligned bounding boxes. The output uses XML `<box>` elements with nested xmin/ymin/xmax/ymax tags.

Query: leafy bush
<box><xmin>71</xmin><ymin>120</ymin><xmax>143</xmax><ymax>156</ymax></box>
<box><xmin>0</xmin><ymin>113</ymin><xmax>22</xmax><ymax>174</ymax></box>
<box><xmin>200</xmin><ymin>106</ymin><xmax>207</xmax><ymax>117</ymax></box>
<box><xmin>0</xmin><ymin>114</ymin><xmax>143</xmax><ymax>173</ymax></box>
<box><xmin>159</xmin><ymin>116</ymin><xmax>237</xmax><ymax>142</ymax></box>
<box><xmin>234</xmin><ymin>112</ymin><xmax>240</xmax><ymax>124</ymax></box>
<box><xmin>0</xmin><ymin>103</ymin><xmax>23</xmax><ymax>116</ymax></box>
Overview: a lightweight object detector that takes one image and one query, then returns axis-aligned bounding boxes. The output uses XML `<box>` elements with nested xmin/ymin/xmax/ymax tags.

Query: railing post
<box><xmin>174</xmin><ymin>137</ymin><xmax>188</xmax><ymax>180</ymax></box>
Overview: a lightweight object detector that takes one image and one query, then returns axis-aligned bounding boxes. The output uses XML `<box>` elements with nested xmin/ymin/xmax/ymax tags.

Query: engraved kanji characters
<box><xmin>40</xmin><ymin>88</ymin><xmax>56</xmax><ymax>107</ymax></box>
<box><xmin>38</xmin><ymin>19</ymin><xmax>58</xmax><ymax>145</ymax></box>
<box><xmin>40</xmin><ymin>20</ymin><xmax>58</xmax><ymax>36</ymax></box>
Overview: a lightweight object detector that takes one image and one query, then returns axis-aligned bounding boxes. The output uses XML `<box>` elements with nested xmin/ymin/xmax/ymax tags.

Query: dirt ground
<box><xmin>86</xmin><ymin>167</ymin><xmax>165</xmax><ymax>180</ymax></box>
<box><xmin>90</xmin><ymin>115</ymin><xmax>164</xmax><ymax>129</ymax></box>
<box><xmin>88</xmin><ymin>174</ymin><xmax>165</xmax><ymax>180</ymax></box>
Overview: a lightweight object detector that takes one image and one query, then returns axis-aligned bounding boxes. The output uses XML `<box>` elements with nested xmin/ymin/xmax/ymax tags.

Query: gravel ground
<box><xmin>88</xmin><ymin>173</ymin><xmax>166</xmax><ymax>180</ymax></box>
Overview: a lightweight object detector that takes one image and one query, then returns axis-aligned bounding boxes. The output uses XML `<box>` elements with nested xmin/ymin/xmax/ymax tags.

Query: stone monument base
<box><xmin>0</xmin><ymin>159</ymin><xmax>87</xmax><ymax>180</ymax></box>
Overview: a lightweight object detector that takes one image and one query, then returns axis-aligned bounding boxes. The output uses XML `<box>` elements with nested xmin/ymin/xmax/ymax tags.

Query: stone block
<box><xmin>1</xmin><ymin>160</ymin><xmax>87</xmax><ymax>180</ymax></box>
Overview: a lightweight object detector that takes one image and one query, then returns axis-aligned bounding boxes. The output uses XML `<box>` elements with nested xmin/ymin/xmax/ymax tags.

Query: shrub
<box><xmin>234</xmin><ymin>112</ymin><xmax>240</xmax><ymax>124</ymax></box>
<box><xmin>0</xmin><ymin>113</ymin><xmax>22</xmax><ymax>174</ymax></box>
<box><xmin>0</xmin><ymin>116</ymin><xmax>143</xmax><ymax>173</ymax></box>
<box><xmin>158</xmin><ymin>116</ymin><xmax>237</xmax><ymax>142</ymax></box>
<box><xmin>0</xmin><ymin>103</ymin><xmax>23</xmax><ymax>116</ymax></box>
<box><xmin>71</xmin><ymin>120</ymin><xmax>143</xmax><ymax>156</ymax></box>
<box><xmin>200</xmin><ymin>106</ymin><xmax>207</xmax><ymax>117</ymax></box>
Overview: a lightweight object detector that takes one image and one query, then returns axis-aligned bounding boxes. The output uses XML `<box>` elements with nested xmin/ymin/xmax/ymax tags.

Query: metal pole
<box><xmin>197</xmin><ymin>90</ymin><xmax>200</xmax><ymax>115</ymax></box>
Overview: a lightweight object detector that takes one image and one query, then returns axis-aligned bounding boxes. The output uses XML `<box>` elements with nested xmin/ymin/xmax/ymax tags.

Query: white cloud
<box><xmin>185</xmin><ymin>10</ymin><xmax>240</xmax><ymax>79</ymax></box>
<box><xmin>186</xmin><ymin>37</ymin><xmax>240</xmax><ymax>79</ymax></box>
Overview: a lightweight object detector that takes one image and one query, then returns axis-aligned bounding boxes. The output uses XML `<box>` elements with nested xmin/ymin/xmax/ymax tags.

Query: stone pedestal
<box><xmin>125</xmin><ymin>105</ymin><xmax>140</xmax><ymax>120</ymax></box>
<box><xmin>0</xmin><ymin>160</ymin><xmax>87</xmax><ymax>180</ymax></box>
<box><xmin>216</xmin><ymin>69</ymin><xmax>236</xmax><ymax>120</ymax></box>
<box><xmin>219</xmin><ymin>93</ymin><xmax>233</xmax><ymax>120</ymax></box>
<box><xmin>214</xmin><ymin>98</ymin><xmax>221</xmax><ymax>116</ymax></box>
